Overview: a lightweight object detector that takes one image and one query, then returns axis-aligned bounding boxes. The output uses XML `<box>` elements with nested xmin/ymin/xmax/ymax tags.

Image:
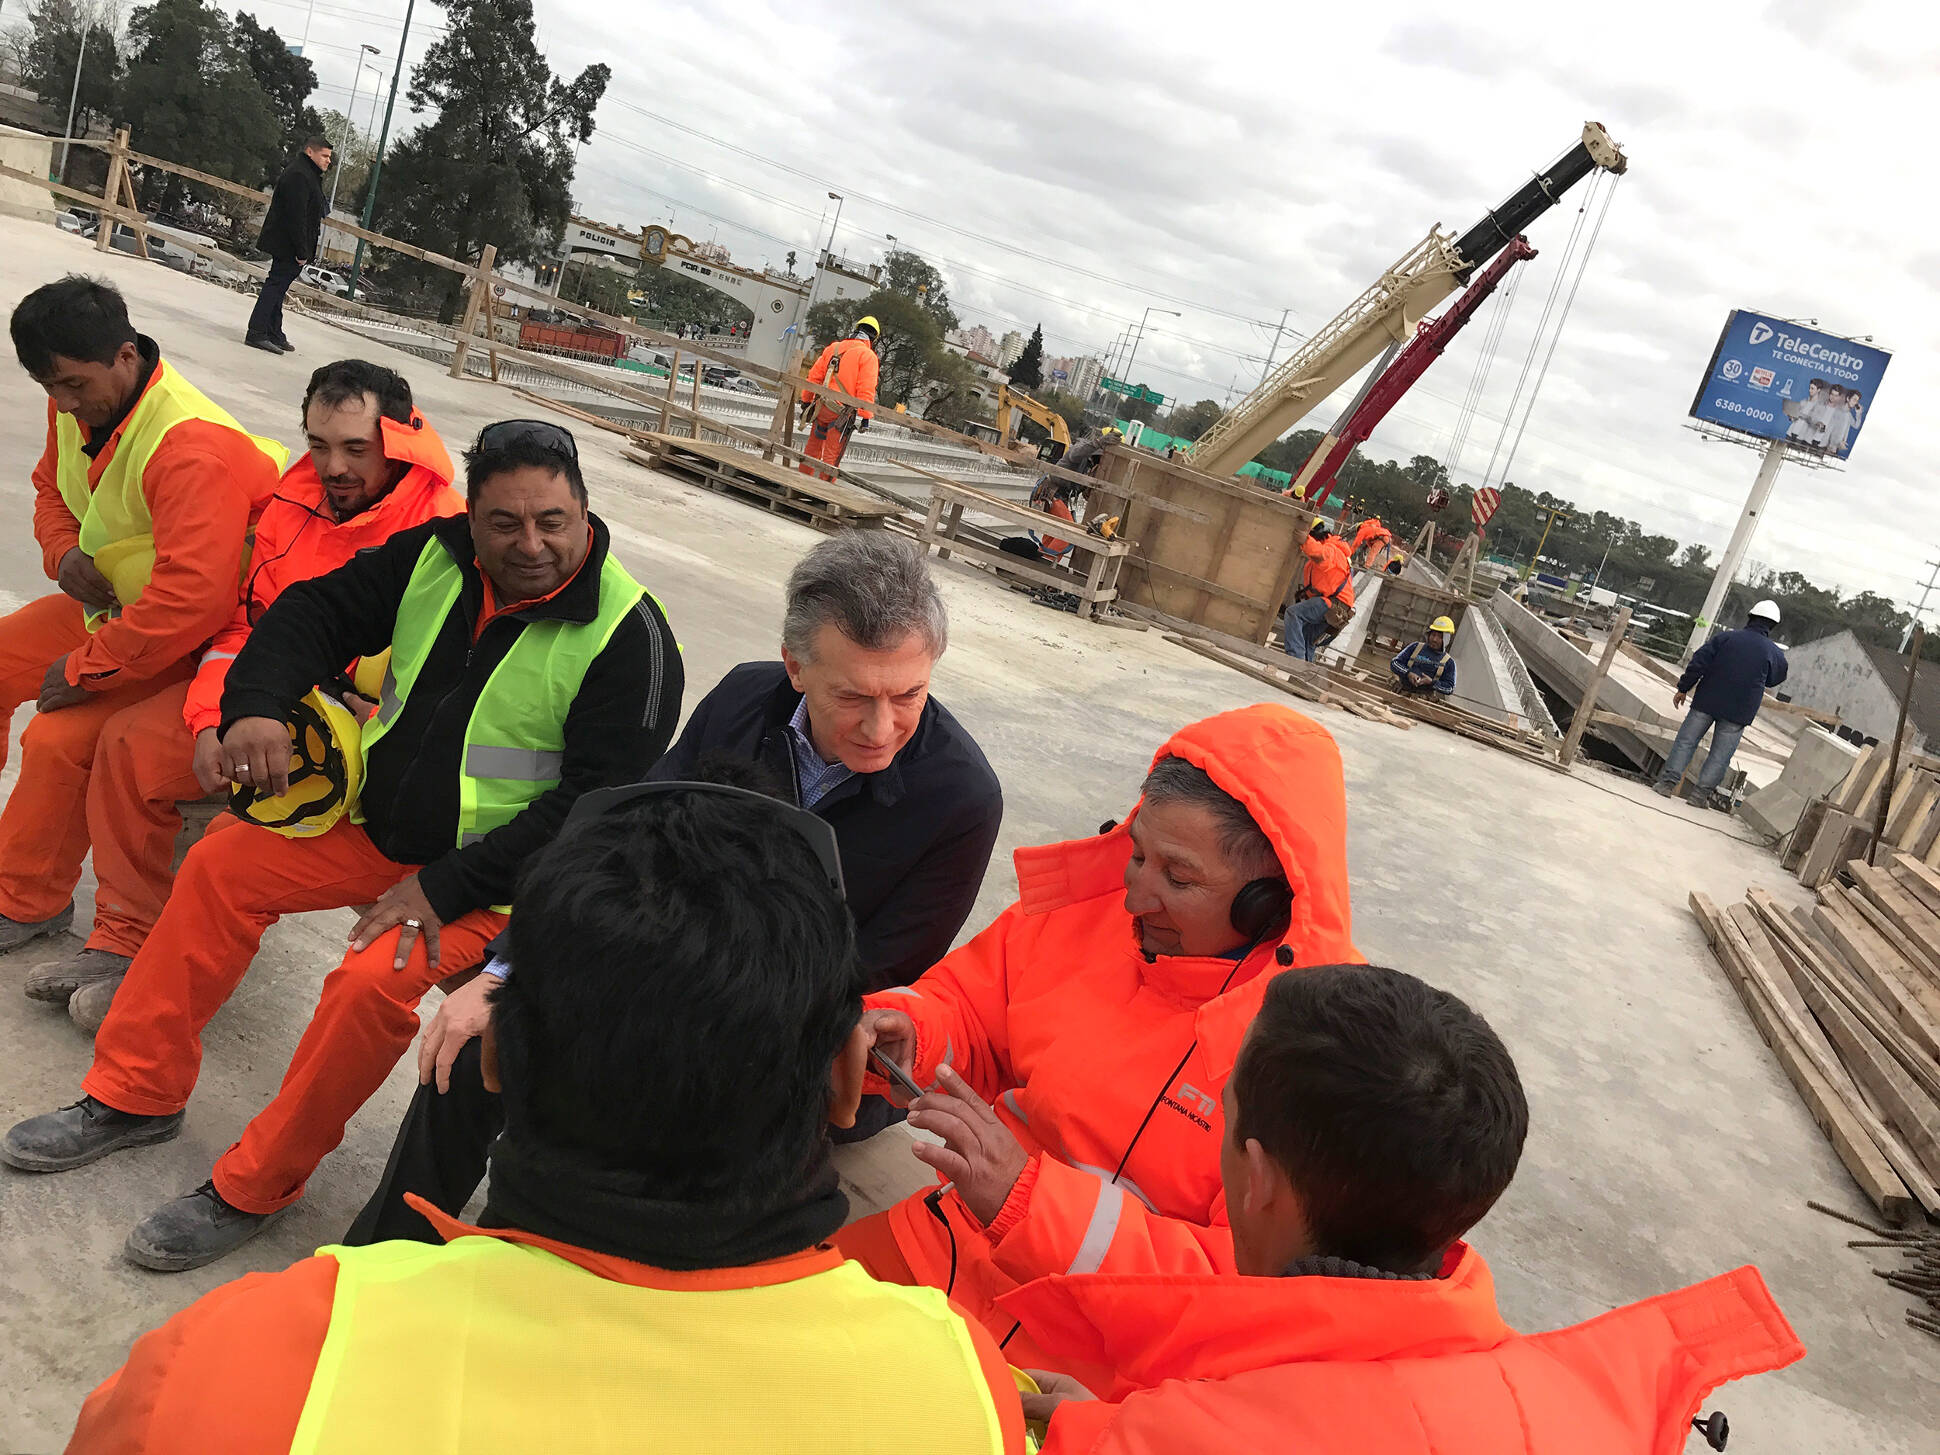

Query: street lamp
<box><xmin>823</xmin><ymin>191</ymin><xmax>844</xmax><ymax>267</ymax></box>
<box><xmin>349</xmin><ymin>0</ymin><xmax>418</xmax><ymax>296</ymax></box>
<box><xmin>57</xmin><ymin>2</ymin><xmax>101</xmax><ymax>179</ymax></box>
<box><xmin>330</xmin><ymin>45</ymin><xmax>382</xmax><ymax>212</ymax></box>
<box><xmin>1122</xmin><ymin>305</ymin><xmax>1180</xmax><ymax>384</ymax></box>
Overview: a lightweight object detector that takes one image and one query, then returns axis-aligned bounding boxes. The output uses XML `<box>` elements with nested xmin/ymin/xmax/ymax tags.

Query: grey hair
<box><xmin>781</xmin><ymin>533</ymin><xmax>949</xmax><ymax>661</ymax></box>
<box><xmin>1141</xmin><ymin>756</ymin><xmax>1280</xmax><ymax>879</ymax></box>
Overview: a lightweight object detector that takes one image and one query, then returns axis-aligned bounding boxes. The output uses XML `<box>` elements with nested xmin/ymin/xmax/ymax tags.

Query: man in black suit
<box><xmin>246</xmin><ymin>137</ymin><xmax>331</xmax><ymax>354</ymax></box>
<box><xmin>344</xmin><ymin>531</ymin><xmax>1005</xmax><ymax>1242</ymax></box>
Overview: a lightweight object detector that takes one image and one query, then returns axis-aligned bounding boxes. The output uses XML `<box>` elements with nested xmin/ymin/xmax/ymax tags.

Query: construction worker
<box><xmin>1282</xmin><ymin>519</ymin><xmax>1354</xmax><ymax>662</ymax></box>
<box><xmin>25</xmin><ymin>360</ymin><xmax>463</xmax><ymax>1031</ymax></box>
<box><xmin>836</xmin><ymin>704</ymin><xmax>1360</xmax><ymax>1378</ymax></box>
<box><xmin>1007</xmin><ymin>965</ymin><xmax>1804</xmax><ymax>1451</ymax></box>
<box><xmin>344</xmin><ymin>532</ymin><xmax>1005</xmax><ymax>1243</ymax></box>
<box><xmin>1390</xmin><ymin>615</ymin><xmax>1458</xmax><ymax>698</ymax></box>
<box><xmin>3</xmin><ymin>421</ymin><xmax>685</xmax><ymax>1272</ymax></box>
<box><xmin>64</xmin><ymin>784</ymin><xmax>1026</xmax><ymax>1453</ymax></box>
<box><xmin>0</xmin><ymin>276</ymin><xmax>282</xmax><ymax>958</ymax></box>
<box><xmin>1349</xmin><ymin>514</ymin><xmax>1392</xmax><ymax>567</ymax></box>
<box><xmin>1655</xmin><ymin>599</ymin><xmax>1788</xmax><ymax>805</ymax></box>
<box><xmin>798</xmin><ymin>315</ymin><xmax>880</xmax><ymax>480</ymax></box>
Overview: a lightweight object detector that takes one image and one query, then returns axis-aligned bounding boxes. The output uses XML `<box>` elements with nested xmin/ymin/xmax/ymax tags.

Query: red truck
<box><xmin>519</xmin><ymin>318</ymin><xmax>625</xmax><ymax>360</ymax></box>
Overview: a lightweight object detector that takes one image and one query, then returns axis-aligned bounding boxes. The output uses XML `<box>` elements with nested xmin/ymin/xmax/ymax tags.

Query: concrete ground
<box><xmin>0</xmin><ymin>220</ymin><xmax>1931</xmax><ymax>1450</ymax></box>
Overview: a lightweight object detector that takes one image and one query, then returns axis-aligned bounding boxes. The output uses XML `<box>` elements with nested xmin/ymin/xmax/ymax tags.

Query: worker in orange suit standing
<box><xmin>34</xmin><ymin>360</ymin><xmax>464</xmax><ymax>1032</ymax></box>
<box><xmin>1282</xmin><ymin>519</ymin><xmax>1356</xmax><ymax>661</ymax></box>
<box><xmin>0</xmin><ymin>275</ymin><xmax>282</xmax><ymax>958</ymax></box>
<box><xmin>798</xmin><ymin>315</ymin><xmax>880</xmax><ymax>480</ymax></box>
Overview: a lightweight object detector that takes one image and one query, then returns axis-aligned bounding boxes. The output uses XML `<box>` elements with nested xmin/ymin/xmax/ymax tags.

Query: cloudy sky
<box><xmin>265</xmin><ymin>0</ymin><xmax>1932</xmax><ymax>606</ymax></box>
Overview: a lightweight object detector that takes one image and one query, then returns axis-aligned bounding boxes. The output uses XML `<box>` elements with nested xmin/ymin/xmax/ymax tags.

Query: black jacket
<box><xmin>221</xmin><ymin>513</ymin><xmax>683</xmax><ymax>921</ymax></box>
<box><xmin>258</xmin><ymin>153</ymin><xmax>326</xmax><ymax>262</ymax></box>
<box><xmin>1679</xmin><ymin>621</ymin><xmax>1788</xmax><ymax>727</ymax></box>
<box><xmin>651</xmin><ymin>661</ymin><xmax>1003</xmax><ymax>992</ymax></box>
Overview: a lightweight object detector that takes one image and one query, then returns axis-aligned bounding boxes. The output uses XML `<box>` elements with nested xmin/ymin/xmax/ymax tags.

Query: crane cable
<box><xmin>1491</xmin><ymin>172</ymin><xmax>1623</xmax><ymax>492</ymax></box>
<box><xmin>1444</xmin><ymin>261</ymin><xmax>1525</xmax><ymax>478</ymax></box>
<box><xmin>1476</xmin><ymin>173</ymin><xmax>1598</xmax><ymax>490</ymax></box>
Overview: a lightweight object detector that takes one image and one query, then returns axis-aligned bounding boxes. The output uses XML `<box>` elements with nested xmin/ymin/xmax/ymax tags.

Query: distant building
<box><xmin>1780</xmin><ymin>629</ymin><xmax>1940</xmax><ymax>751</ymax></box>
<box><xmin>997</xmin><ymin>330</ymin><xmax>1023</xmax><ymax>369</ymax></box>
<box><xmin>1069</xmin><ymin>354</ymin><xmax>1104</xmax><ymax>399</ymax></box>
<box><xmin>693</xmin><ymin>240</ymin><xmax>732</xmax><ymax>264</ymax></box>
<box><xmin>948</xmin><ymin>324</ymin><xmax>1000</xmax><ymax>361</ymax></box>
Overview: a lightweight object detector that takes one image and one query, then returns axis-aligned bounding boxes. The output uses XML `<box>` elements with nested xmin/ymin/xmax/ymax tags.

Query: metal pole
<box><xmin>1683</xmin><ymin>438</ymin><xmax>1785</xmax><ymax>663</ymax></box>
<box><xmin>348</xmin><ymin>0</ymin><xmax>415</xmax><ymax>296</ymax></box>
<box><xmin>329</xmin><ymin>50</ymin><xmax>375</xmax><ymax>212</ymax></box>
<box><xmin>1258</xmin><ymin>305</ymin><xmax>1291</xmax><ymax>388</ymax></box>
<box><xmin>1123</xmin><ymin>306</ymin><xmax>1179</xmax><ymax>385</ymax></box>
<box><xmin>58</xmin><ymin>19</ymin><xmax>90</xmax><ymax>180</ymax></box>
<box><xmin>823</xmin><ymin>192</ymin><xmax>843</xmax><ymax>268</ymax></box>
<box><xmin>1870</xmin><ymin>623</ymin><xmax>1923</xmax><ymax>867</ymax></box>
<box><xmin>1901</xmin><ymin>560</ymin><xmax>1940</xmax><ymax>653</ymax></box>
<box><xmin>1522</xmin><ymin>508</ymin><xmax>1567</xmax><ymax>580</ymax></box>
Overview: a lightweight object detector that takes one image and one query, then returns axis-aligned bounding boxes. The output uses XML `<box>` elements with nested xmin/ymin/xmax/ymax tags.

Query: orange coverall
<box><xmin>0</xmin><ymin>387</ymin><xmax>278</xmax><ymax>932</ymax></box>
<box><xmin>798</xmin><ymin>336</ymin><xmax>879</xmax><ymax>479</ymax></box>
<box><xmin>80</xmin><ymin>413</ymin><xmax>460</xmax><ymax>958</ymax></box>
<box><xmin>833</xmin><ymin>704</ymin><xmax>1361</xmax><ymax>1379</ymax></box>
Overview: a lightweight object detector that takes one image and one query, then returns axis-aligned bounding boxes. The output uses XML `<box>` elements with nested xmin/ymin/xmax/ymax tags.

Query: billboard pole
<box><xmin>1683</xmin><ymin>438</ymin><xmax>1785</xmax><ymax>663</ymax></box>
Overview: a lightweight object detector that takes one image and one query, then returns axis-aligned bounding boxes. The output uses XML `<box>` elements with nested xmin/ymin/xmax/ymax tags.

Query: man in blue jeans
<box><xmin>1656</xmin><ymin>599</ymin><xmax>1787</xmax><ymax>803</ymax></box>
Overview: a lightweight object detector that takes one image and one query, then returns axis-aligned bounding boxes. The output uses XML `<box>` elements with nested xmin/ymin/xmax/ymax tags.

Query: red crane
<box><xmin>1294</xmin><ymin>234</ymin><xmax>1539</xmax><ymax>507</ymax></box>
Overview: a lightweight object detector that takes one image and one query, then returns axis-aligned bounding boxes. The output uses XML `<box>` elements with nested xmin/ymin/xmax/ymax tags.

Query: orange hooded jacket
<box><xmin>181</xmin><ymin>412</ymin><xmax>461</xmax><ymax>736</ymax></box>
<box><xmin>1001</xmin><ymin>1249</ymin><xmax>1804</xmax><ymax>1454</ymax></box>
<box><xmin>858</xmin><ymin>704</ymin><xmax>1359</xmax><ymax>1356</ymax></box>
<box><xmin>1300</xmin><ymin>533</ymin><xmax>1356</xmax><ymax>606</ymax></box>
<box><xmin>800</xmin><ymin>336</ymin><xmax>880</xmax><ymax>424</ymax></box>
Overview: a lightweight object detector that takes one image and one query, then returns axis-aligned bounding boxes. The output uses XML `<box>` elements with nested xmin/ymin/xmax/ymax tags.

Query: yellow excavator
<box><xmin>994</xmin><ymin>383</ymin><xmax>1072</xmax><ymax>462</ymax></box>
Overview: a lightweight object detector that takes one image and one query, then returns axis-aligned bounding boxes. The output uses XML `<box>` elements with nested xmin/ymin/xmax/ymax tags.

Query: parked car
<box><xmin>83</xmin><ymin>224</ymin><xmax>192</xmax><ymax>272</ymax></box>
<box><xmin>56</xmin><ymin>209</ymin><xmax>90</xmax><ymax>234</ymax></box>
<box><xmin>729</xmin><ymin>377</ymin><xmax>767</xmax><ymax>395</ymax></box>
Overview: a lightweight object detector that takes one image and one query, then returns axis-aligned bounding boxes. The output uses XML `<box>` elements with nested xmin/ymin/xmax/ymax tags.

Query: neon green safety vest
<box><xmin>358</xmin><ymin>536</ymin><xmax>650</xmax><ymax>907</ymax></box>
<box><xmin>289</xmin><ymin>1237</ymin><xmax>1012</xmax><ymax>1453</ymax></box>
<box><xmin>54</xmin><ymin>358</ymin><xmax>288</xmax><ymax>629</ymax></box>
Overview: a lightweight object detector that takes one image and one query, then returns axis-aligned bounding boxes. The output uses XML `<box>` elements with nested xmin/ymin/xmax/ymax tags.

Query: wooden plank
<box><xmin>924</xmin><ymin>482</ymin><xmax>1130</xmax><ymax>556</ymax></box>
<box><xmin>1752</xmin><ymin>893</ymin><xmax>1940</xmax><ymax>1104</ymax></box>
<box><xmin>920</xmin><ymin>531</ymin><xmax>1120</xmax><ymax>607</ymax></box>
<box><xmin>1798</xmin><ymin>969</ymin><xmax>1940</xmax><ymax>1185</ymax></box>
<box><xmin>1168</xmin><ymin>635</ymin><xmax>1410</xmax><ymax>727</ymax></box>
<box><xmin>1846</xmin><ymin>862</ymin><xmax>1940</xmax><ymax>1012</ymax></box>
<box><xmin>1783</xmin><ymin>797</ymin><xmax>1831</xmax><ymax>873</ymax></box>
<box><xmin>1887</xmin><ymin>848</ymin><xmax>1940</xmax><ymax>922</ymax></box>
<box><xmin>1832</xmin><ymin>741</ymin><xmax>1879</xmax><ymax>814</ymax></box>
<box><xmin>1887</xmin><ymin>776</ymin><xmax>1939</xmax><ymax>847</ymax></box>
<box><xmin>1910</xmin><ymin>796</ymin><xmax>1940</xmax><ymax>859</ymax></box>
<box><xmin>1559</xmin><ymin>609</ymin><xmax>1631</xmax><ymax>768</ymax></box>
<box><xmin>1813</xmin><ymin>890</ymin><xmax>1940</xmax><ymax>1061</ymax></box>
<box><xmin>1798</xmin><ymin>809</ymin><xmax>1871</xmax><ymax>889</ymax></box>
<box><xmin>623</xmin><ymin>446</ymin><xmax>887</xmax><ymax>533</ymax></box>
<box><xmin>1843</xmin><ymin>890</ymin><xmax>1940</xmax><ymax>1018</ymax></box>
<box><xmin>1691</xmin><ymin>892</ymin><xmax>1911</xmax><ymax>1222</ymax></box>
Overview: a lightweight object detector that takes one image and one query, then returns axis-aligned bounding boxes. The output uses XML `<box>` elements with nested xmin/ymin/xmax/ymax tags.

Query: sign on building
<box><xmin>1689</xmin><ymin>310</ymin><xmax>1890</xmax><ymax>460</ymax></box>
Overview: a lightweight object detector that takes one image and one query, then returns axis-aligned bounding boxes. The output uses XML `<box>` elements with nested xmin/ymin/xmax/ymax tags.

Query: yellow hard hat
<box><xmin>1101</xmin><ymin>426</ymin><xmax>1123</xmax><ymax>440</ymax></box>
<box><xmin>1429</xmin><ymin>615</ymin><xmax>1457</xmax><ymax>636</ymax></box>
<box><xmin>855</xmin><ymin>315</ymin><xmax>880</xmax><ymax>337</ymax></box>
<box><xmin>229</xmin><ymin>689</ymin><xmax>364</xmax><ymax>838</ymax></box>
<box><xmin>350</xmin><ymin>648</ymin><xmax>390</xmax><ymax>703</ymax></box>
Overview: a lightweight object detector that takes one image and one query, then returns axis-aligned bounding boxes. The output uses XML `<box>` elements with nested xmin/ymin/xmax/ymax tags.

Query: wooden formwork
<box><xmin>1088</xmin><ymin>446</ymin><xmax>1317</xmax><ymax>645</ymax></box>
<box><xmin>1360</xmin><ymin>576</ymin><xmax>1472</xmax><ymax>656</ymax></box>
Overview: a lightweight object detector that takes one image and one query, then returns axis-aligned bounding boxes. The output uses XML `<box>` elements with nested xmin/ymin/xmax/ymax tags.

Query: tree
<box><xmin>313</xmin><ymin>107</ymin><xmax>377</xmax><ymax>206</ymax></box>
<box><xmin>1009</xmin><ymin>324</ymin><xmax>1045</xmax><ymax>389</ymax></box>
<box><xmin>1035</xmin><ymin>389</ymin><xmax>1092</xmax><ymax>435</ymax></box>
<box><xmin>557</xmin><ymin>260</ymin><xmax>633</xmax><ymax>317</ymax></box>
<box><xmin>1162</xmin><ymin>398</ymin><xmax>1222</xmax><ymax>442</ymax></box>
<box><xmin>374</xmin><ymin>0</ymin><xmax>610</xmax><ymax>319</ymax></box>
<box><xmin>880</xmin><ymin>247</ymin><xmax>957</xmax><ymax>333</ymax></box>
<box><xmin>118</xmin><ymin>0</ymin><xmax>284</xmax><ymax>210</ymax></box>
<box><xmin>20</xmin><ymin>0</ymin><xmax>121</xmax><ymax>167</ymax></box>
<box><xmin>638</xmin><ymin>264</ymin><xmax>749</xmax><ymax>333</ymax></box>
<box><xmin>231</xmin><ymin>10</ymin><xmax>320</xmax><ymax>164</ymax></box>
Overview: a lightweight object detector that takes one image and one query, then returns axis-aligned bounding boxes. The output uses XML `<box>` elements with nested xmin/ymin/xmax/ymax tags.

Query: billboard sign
<box><xmin>1689</xmin><ymin>310</ymin><xmax>1889</xmax><ymax>460</ymax></box>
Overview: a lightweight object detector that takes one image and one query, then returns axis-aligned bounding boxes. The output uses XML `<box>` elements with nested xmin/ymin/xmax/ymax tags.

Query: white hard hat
<box><xmin>1748</xmin><ymin>599</ymin><xmax>1782</xmax><ymax>623</ymax></box>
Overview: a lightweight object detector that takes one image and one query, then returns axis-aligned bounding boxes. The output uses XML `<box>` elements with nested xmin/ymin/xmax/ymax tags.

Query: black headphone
<box><xmin>1229</xmin><ymin>877</ymin><xmax>1295</xmax><ymax>941</ymax></box>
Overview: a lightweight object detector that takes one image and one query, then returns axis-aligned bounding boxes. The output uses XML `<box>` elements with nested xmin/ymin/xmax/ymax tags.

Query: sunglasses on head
<box><xmin>476</xmin><ymin>418</ymin><xmax>579</xmax><ymax>465</ymax></box>
<box><xmin>563</xmin><ymin>780</ymin><xmax>846</xmax><ymax>900</ymax></box>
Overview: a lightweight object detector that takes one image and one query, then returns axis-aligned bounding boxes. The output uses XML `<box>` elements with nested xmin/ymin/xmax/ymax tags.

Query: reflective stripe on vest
<box><xmin>54</xmin><ymin>360</ymin><xmax>288</xmax><ymax>630</ymax></box>
<box><xmin>358</xmin><ymin>538</ymin><xmax>651</xmax><ymax>900</ymax></box>
<box><xmin>289</xmin><ymin>1237</ymin><xmax>1012</xmax><ymax>1454</ymax></box>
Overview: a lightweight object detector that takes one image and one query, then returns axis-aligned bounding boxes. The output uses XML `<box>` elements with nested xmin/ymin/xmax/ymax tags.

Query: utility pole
<box><xmin>348</xmin><ymin>0</ymin><xmax>416</xmax><ymax>297</ymax></box>
<box><xmin>1684</xmin><ymin>438</ymin><xmax>1784</xmax><ymax>663</ymax></box>
<box><xmin>1123</xmin><ymin>304</ymin><xmax>1179</xmax><ymax>385</ymax></box>
<box><xmin>57</xmin><ymin>10</ymin><xmax>92</xmax><ymax>180</ymax></box>
<box><xmin>330</xmin><ymin>45</ymin><xmax>382</xmax><ymax>213</ymax></box>
<box><xmin>1903</xmin><ymin>558</ymin><xmax>1940</xmax><ymax>653</ymax></box>
<box><xmin>1258</xmin><ymin>306</ymin><xmax>1291</xmax><ymax>388</ymax></box>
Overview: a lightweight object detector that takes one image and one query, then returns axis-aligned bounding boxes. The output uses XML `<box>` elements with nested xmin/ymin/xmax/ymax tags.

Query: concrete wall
<box><xmin>1493</xmin><ymin>586</ymin><xmax>1662</xmax><ymax>767</ymax></box>
<box><xmin>1780</xmin><ymin>629</ymin><xmax>1924</xmax><ymax>751</ymax></box>
<box><xmin>0</xmin><ymin>126</ymin><xmax>54</xmax><ymax>226</ymax></box>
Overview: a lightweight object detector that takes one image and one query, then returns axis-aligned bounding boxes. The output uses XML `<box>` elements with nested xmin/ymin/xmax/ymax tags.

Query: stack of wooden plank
<box><xmin>1785</xmin><ymin>741</ymin><xmax>1940</xmax><ymax>889</ymax></box>
<box><xmin>1691</xmin><ymin>845</ymin><xmax>1940</xmax><ymax>1227</ymax></box>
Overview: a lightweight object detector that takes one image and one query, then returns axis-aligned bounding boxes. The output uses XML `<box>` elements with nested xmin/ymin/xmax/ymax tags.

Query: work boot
<box><xmin>271</xmin><ymin>335</ymin><xmax>295</xmax><ymax>354</ymax></box>
<box><xmin>244</xmin><ymin>334</ymin><xmax>281</xmax><ymax>354</ymax></box>
<box><xmin>0</xmin><ymin>902</ymin><xmax>74</xmax><ymax>954</ymax></box>
<box><xmin>125</xmin><ymin>1180</ymin><xmax>284</xmax><ymax>1272</ymax></box>
<box><xmin>23</xmin><ymin>947</ymin><xmax>130</xmax><ymax>1005</ymax></box>
<box><xmin>1652</xmin><ymin>781</ymin><xmax>1675</xmax><ymax>798</ymax></box>
<box><xmin>69</xmin><ymin>972</ymin><xmax>129</xmax><ymax>1034</ymax></box>
<box><xmin>1</xmin><ymin>1096</ymin><xmax>182</xmax><ymax>1172</ymax></box>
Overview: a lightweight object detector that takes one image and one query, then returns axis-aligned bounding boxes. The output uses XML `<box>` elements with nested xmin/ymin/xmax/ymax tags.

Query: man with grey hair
<box><xmin>345</xmin><ymin>531</ymin><xmax>1003</xmax><ymax>1243</ymax></box>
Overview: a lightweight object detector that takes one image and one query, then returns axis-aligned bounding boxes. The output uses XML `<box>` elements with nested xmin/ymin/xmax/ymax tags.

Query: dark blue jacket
<box><xmin>1679</xmin><ymin>622</ymin><xmax>1788</xmax><ymax>727</ymax></box>
<box><xmin>1391</xmin><ymin>641</ymin><xmax>1456</xmax><ymax>696</ymax></box>
<box><xmin>650</xmin><ymin>661</ymin><xmax>1003</xmax><ymax>993</ymax></box>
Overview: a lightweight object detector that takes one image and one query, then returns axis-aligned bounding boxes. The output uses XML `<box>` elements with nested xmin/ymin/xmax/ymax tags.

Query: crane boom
<box><xmin>1187</xmin><ymin>122</ymin><xmax>1627</xmax><ymax>479</ymax></box>
<box><xmin>1292</xmin><ymin>235</ymin><xmax>1538</xmax><ymax>506</ymax></box>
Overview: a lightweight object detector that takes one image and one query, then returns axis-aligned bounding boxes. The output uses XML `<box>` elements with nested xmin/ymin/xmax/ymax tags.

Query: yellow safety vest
<box><xmin>358</xmin><ymin>537</ymin><xmax>651</xmax><ymax>909</ymax></box>
<box><xmin>289</xmin><ymin>1237</ymin><xmax>1012</xmax><ymax>1453</ymax></box>
<box><xmin>53</xmin><ymin>359</ymin><xmax>287</xmax><ymax>629</ymax></box>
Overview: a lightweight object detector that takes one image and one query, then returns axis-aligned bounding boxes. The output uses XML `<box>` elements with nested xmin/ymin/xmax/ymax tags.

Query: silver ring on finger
<box><xmin>404</xmin><ymin>918</ymin><xmax>422</xmax><ymax>930</ymax></box>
